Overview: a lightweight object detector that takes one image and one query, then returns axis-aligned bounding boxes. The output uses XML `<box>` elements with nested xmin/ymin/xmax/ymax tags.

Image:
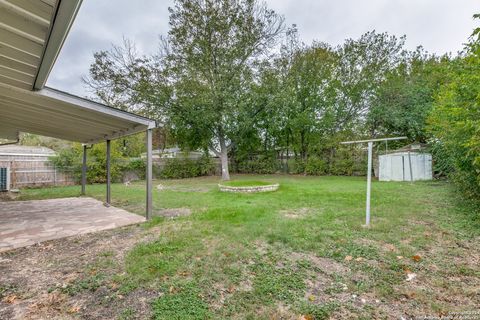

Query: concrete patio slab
<box><xmin>0</xmin><ymin>197</ymin><xmax>145</xmax><ymax>252</ymax></box>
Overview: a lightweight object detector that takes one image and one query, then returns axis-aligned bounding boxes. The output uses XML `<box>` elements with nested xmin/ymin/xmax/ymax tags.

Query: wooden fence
<box><xmin>0</xmin><ymin>156</ymin><xmax>75</xmax><ymax>189</ymax></box>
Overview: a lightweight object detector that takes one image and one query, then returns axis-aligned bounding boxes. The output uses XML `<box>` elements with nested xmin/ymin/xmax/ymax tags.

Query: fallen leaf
<box><xmin>355</xmin><ymin>257</ymin><xmax>364</xmax><ymax>262</ymax></box>
<box><xmin>227</xmin><ymin>285</ymin><xmax>235</xmax><ymax>293</ymax></box>
<box><xmin>412</xmin><ymin>255</ymin><xmax>422</xmax><ymax>262</ymax></box>
<box><xmin>406</xmin><ymin>273</ymin><xmax>417</xmax><ymax>281</ymax></box>
<box><xmin>3</xmin><ymin>294</ymin><xmax>17</xmax><ymax>304</ymax></box>
<box><xmin>68</xmin><ymin>306</ymin><xmax>80</xmax><ymax>314</ymax></box>
<box><xmin>344</xmin><ymin>255</ymin><xmax>353</xmax><ymax>261</ymax></box>
<box><xmin>308</xmin><ymin>295</ymin><xmax>316</xmax><ymax>301</ymax></box>
<box><xmin>396</xmin><ymin>256</ymin><xmax>403</xmax><ymax>260</ymax></box>
<box><xmin>169</xmin><ymin>286</ymin><xmax>175</xmax><ymax>293</ymax></box>
<box><xmin>299</xmin><ymin>315</ymin><xmax>314</xmax><ymax>320</ymax></box>
<box><xmin>403</xmin><ymin>267</ymin><xmax>412</xmax><ymax>273</ymax></box>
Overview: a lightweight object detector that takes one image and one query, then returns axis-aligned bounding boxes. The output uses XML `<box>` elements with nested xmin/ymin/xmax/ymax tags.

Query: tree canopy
<box><xmin>82</xmin><ymin>1</ymin><xmax>480</xmax><ymax>201</ymax></box>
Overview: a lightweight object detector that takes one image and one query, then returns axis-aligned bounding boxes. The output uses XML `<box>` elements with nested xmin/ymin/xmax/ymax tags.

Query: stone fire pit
<box><xmin>218</xmin><ymin>181</ymin><xmax>279</xmax><ymax>193</ymax></box>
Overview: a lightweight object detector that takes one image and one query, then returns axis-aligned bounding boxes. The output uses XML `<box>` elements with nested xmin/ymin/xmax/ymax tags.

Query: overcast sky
<box><xmin>47</xmin><ymin>0</ymin><xmax>479</xmax><ymax>97</ymax></box>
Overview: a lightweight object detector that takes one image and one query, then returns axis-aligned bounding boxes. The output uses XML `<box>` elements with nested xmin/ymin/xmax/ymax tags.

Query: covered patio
<box><xmin>0</xmin><ymin>0</ymin><xmax>156</xmax><ymax>251</ymax></box>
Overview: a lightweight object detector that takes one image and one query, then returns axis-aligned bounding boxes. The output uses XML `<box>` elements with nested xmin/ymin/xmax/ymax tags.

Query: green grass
<box><xmin>220</xmin><ymin>180</ymin><xmax>275</xmax><ymax>187</ymax></box>
<box><xmin>18</xmin><ymin>175</ymin><xmax>480</xmax><ymax>319</ymax></box>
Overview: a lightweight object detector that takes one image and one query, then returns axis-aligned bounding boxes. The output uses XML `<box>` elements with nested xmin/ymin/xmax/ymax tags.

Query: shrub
<box><xmin>158</xmin><ymin>156</ymin><xmax>215</xmax><ymax>179</ymax></box>
<box><xmin>287</xmin><ymin>158</ymin><xmax>306</xmax><ymax>174</ymax></box>
<box><xmin>121</xmin><ymin>158</ymin><xmax>147</xmax><ymax>180</ymax></box>
<box><xmin>237</xmin><ymin>156</ymin><xmax>278</xmax><ymax>174</ymax></box>
<box><xmin>328</xmin><ymin>158</ymin><xmax>354</xmax><ymax>175</ymax></box>
<box><xmin>51</xmin><ymin>143</ymin><xmax>148</xmax><ymax>183</ymax></box>
<box><xmin>305</xmin><ymin>157</ymin><xmax>327</xmax><ymax>175</ymax></box>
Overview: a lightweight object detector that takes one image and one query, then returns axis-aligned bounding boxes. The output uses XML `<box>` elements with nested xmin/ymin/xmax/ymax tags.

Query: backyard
<box><xmin>1</xmin><ymin>175</ymin><xmax>479</xmax><ymax>319</ymax></box>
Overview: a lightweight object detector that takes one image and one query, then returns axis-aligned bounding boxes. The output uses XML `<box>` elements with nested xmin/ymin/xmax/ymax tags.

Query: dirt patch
<box><xmin>154</xmin><ymin>208</ymin><xmax>192</xmax><ymax>218</ymax></box>
<box><xmin>0</xmin><ymin>225</ymin><xmax>159</xmax><ymax>320</ymax></box>
<box><xmin>0</xmin><ymin>192</ymin><xmax>18</xmax><ymax>201</ymax></box>
<box><xmin>280</xmin><ymin>207</ymin><xmax>310</xmax><ymax>219</ymax></box>
<box><xmin>290</xmin><ymin>251</ymin><xmax>349</xmax><ymax>276</ymax></box>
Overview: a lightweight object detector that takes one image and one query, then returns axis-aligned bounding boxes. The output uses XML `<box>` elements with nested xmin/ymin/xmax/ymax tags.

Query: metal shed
<box><xmin>379</xmin><ymin>149</ymin><xmax>432</xmax><ymax>182</ymax></box>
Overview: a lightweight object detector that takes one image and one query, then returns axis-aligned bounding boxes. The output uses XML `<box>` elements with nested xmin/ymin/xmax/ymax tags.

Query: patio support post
<box><xmin>365</xmin><ymin>141</ymin><xmax>373</xmax><ymax>227</ymax></box>
<box><xmin>81</xmin><ymin>144</ymin><xmax>87</xmax><ymax>195</ymax></box>
<box><xmin>106</xmin><ymin>139</ymin><xmax>111</xmax><ymax>206</ymax></box>
<box><xmin>146</xmin><ymin>129</ymin><xmax>153</xmax><ymax>220</ymax></box>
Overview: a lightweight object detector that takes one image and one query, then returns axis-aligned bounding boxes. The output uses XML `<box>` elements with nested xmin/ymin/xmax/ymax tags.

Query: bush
<box><xmin>121</xmin><ymin>158</ymin><xmax>147</xmax><ymax>180</ymax></box>
<box><xmin>159</xmin><ymin>156</ymin><xmax>215</xmax><ymax>179</ymax></box>
<box><xmin>51</xmin><ymin>142</ymin><xmax>150</xmax><ymax>183</ymax></box>
<box><xmin>328</xmin><ymin>158</ymin><xmax>354</xmax><ymax>175</ymax></box>
<box><xmin>287</xmin><ymin>158</ymin><xmax>306</xmax><ymax>174</ymax></box>
<box><xmin>305</xmin><ymin>157</ymin><xmax>327</xmax><ymax>175</ymax></box>
<box><xmin>237</xmin><ymin>156</ymin><xmax>278</xmax><ymax>174</ymax></box>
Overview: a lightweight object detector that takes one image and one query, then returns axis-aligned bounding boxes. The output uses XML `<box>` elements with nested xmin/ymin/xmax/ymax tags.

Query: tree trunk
<box><xmin>220</xmin><ymin>147</ymin><xmax>230</xmax><ymax>180</ymax></box>
<box><xmin>219</xmin><ymin>134</ymin><xmax>230</xmax><ymax>180</ymax></box>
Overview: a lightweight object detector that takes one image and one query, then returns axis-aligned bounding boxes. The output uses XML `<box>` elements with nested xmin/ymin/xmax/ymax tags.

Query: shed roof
<box><xmin>0</xmin><ymin>0</ymin><xmax>156</xmax><ymax>143</ymax></box>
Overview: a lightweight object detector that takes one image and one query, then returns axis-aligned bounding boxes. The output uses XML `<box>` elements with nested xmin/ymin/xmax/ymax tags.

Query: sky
<box><xmin>47</xmin><ymin>0</ymin><xmax>480</xmax><ymax>97</ymax></box>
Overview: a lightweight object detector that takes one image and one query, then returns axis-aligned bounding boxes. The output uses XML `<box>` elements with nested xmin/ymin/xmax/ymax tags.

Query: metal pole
<box><xmin>146</xmin><ymin>129</ymin><xmax>153</xmax><ymax>220</ymax></box>
<box><xmin>81</xmin><ymin>144</ymin><xmax>87</xmax><ymax>195</ymax></box>
<box><xmin>366</xmin><ymin>141</ymin><xmax>373</xmax><ymax>226</ymax></box>
<box><xmin>106</xmin><ymin>139</ymin><xmax>111</xmax><ymax>206</ymax></box>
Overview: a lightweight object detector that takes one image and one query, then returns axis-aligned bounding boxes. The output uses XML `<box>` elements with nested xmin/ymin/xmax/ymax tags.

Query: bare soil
<box><xmin>0</xmin><ymin>225</ymin><xmax>154</xmax><ymax>320</ymax></box>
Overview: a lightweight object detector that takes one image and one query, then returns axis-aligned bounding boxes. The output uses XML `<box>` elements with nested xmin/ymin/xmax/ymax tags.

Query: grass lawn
<box><xmin>4</xmin><ymin>175</ymin><xmax>480</xmax><ymax>319</ymax></box>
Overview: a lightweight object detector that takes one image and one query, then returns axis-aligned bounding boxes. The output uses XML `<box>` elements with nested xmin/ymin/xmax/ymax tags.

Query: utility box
<box><xmin>379</xmin><ymin>152</ymin><xmax>432</xmax><ymax>181</ymax></box>
<box><xmin>0</xmin><ymin>167</ymin><xmax>9</xmax><ymax>191</ymax></box>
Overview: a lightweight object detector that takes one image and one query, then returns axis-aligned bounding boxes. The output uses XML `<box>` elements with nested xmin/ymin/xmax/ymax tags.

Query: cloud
<box><xmin>47</xmin><ymin>0</ymin><xmax>479</xmax><ymax>96</ymax></box>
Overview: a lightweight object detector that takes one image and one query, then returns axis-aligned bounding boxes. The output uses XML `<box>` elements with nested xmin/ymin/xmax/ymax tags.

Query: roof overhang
<box><xmin>0</xmin><ymin>0</ymin><xmax>157</xmax><ymax>143</ymax></box>
<box><xmin>0</xmin><ymin>0</ymin><xmax>83</xmax><ymax>90</ymax></box>
<box><xmin>0</xmin><ymin>82</ymin><xmax>156</xmax><ymax>144</ymax></box>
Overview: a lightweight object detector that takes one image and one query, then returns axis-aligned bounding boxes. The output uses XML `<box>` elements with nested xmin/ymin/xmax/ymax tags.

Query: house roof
<box><xmin>0</xmin><ymin>0</ymin><xmax>156</xmax><ymax>143</ymax></box>
<box><xmin>0</xmin><ymin>144</ymin><xmax>55</xmax><ymax>156</ymax></box>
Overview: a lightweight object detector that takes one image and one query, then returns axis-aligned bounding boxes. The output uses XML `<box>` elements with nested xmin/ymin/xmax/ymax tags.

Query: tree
<box><xmin>165</xmin><ymin>0</ymin><xmax>284</xmax><ymax>180</ymax></box>
<box><xmin>428</xmin><ymin>15</ymin><xmax>480</xmax><ymax>200</ymax></box>
<box><xmin>368</xmin><ymin>50</ymin><xmax>450</xmax><ymax>142</ymax></box>
<box><xmin>333</xmin><ymin>31</ymin><xmax>406</xmax><ymax>133</ymax></box>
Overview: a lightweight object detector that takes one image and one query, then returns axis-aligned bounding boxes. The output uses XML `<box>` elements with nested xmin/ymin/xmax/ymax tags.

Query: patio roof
<box><xmin>0</xmin><ymin>83</ymin><xmax>156</xmax><ymax>143</ymax></box>
<box><xmin>0</xmin><ymin>0</ymin><xmax>156</xmax><ymax>143</ymax></box>
<box><xmin>0</xmin><ymin>0</ymin><xmax>155</xmax><ymax>218</ymax></box>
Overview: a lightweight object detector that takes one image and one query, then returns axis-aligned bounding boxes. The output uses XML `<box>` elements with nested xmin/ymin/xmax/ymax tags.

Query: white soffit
<box><xmin>0</xmin><ymin>0</ymin><xmax>83</xmax><ymax>90</ymax></box>
<box><xmin>0</xmin><ymin>83</ymin><xmax>156</xmax><ymax>144</ymax></box>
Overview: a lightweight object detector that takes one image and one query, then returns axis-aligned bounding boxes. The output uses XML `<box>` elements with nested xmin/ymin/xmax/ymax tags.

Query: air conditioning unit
<box><xmin>0</xmin><ymin>167</ymin><xmax>10</xmax><ymax>191</ymax></box>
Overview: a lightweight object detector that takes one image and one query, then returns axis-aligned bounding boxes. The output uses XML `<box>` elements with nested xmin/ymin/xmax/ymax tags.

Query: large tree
<box><xmin>367</xmin><ymin>50</ymin><xmax>449</xmax><ymax>142</ymax></box>
<box><xmin>428</xmin><ymin>15</ymin><xmax>480</xmax><ymax>200</ymax></box>
<box><xmin>165</xmin><ymin>0</ymin><xmax>284</xmax><ymax>180</ymax></box>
